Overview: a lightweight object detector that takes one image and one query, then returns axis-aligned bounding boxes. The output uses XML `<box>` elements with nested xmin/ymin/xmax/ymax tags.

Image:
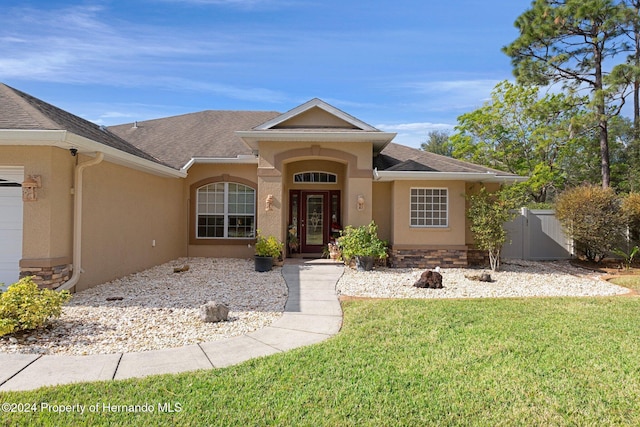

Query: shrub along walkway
<box><xmin>0</xmin><ymin>260</ymin><xmax>344</xmax><ymax>392</ymax></box>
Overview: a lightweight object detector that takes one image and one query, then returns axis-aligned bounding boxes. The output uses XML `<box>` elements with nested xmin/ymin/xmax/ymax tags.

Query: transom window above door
<box><xmin>293</xmin><ymin>171</ymin><xmax>337</xmax><ymax>184</ymax></box>
<box><xmin>196</xmin><ymin>182</ymin><xmax>255</xmax><ymax>238</ymax></box>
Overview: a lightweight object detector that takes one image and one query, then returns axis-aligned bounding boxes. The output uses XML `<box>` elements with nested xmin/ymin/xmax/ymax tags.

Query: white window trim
<box><xmin>196</xmin><ymin>182</ymin><xmax>256</xmax><ymax>239</ymax></box>
<box><xmin>409</xmin><ymin>187</ymin><xmax>449</xmax><ymax>228</ymax></box>
<box><xmin>293</xmin><ymin>171</ymin><xmax>338</xmax><ymax>184</ymax></box>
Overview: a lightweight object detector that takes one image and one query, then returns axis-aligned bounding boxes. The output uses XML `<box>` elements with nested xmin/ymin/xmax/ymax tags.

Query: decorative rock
<box><xmin>413</xmin><ymin>270</ymin><xmax>443</xmax><ymax>289</ymax></box>
<box><xmin>199</xmin><ymin>301</ymin><xmax>229</xmax><ymax>323</ymax></box>
<box><xmin>479</xmin><ymin>273</ymin><xmax>493</xmax><ymax>282</ymax></box>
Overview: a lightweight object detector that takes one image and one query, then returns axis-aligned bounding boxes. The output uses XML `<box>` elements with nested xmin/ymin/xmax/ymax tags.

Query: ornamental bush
<box><xmin>0</xmin><ymin>277</ymin><xmax>71</xmax><ymax>337</ymax></box>
<box><xmin>338</xmin><ymin>221</ymin><xmax>388</xmax><ymax>263</ymax></box>
<box><xmin>254</xmin><ymin>232</ymin><xmax>284</xmax><ymax>258</ymax></box>
<box><xmin>555</xmin><ymin>185</ymin><xmax>625</xmax><ymax>263</ymax></box>
<box><xmin>466</xmin><ymin>186</ymin><xmax>519</xmax><ymax>271</ymax></box>
<box><xmin>622</xmin><ymin>192</ymin><xmax>640</xmax><ymax>245</ymax></box>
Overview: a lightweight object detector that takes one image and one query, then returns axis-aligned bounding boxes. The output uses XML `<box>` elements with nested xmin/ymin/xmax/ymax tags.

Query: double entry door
<box><xmin>289</xmin><ymin>190</ymin><xmax>341</xmax><ymax>255</ymax></box>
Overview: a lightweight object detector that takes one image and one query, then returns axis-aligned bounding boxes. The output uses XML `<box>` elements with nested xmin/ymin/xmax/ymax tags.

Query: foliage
<box><xmin>503</xmin><ymin>0</ymin><xmax>631</xmax><ymax>188</ymax></box>
<box><xmin>254</xmin><ymin>232</ymin><xmax>284</xmax><ymax>258</ymax></box>
<box><xmin>622</xmin><ymin>192</ymin><xmax>640</xmax><ymax>244</ymax></box>
<box><xmin>337</xmin><ymin>221</ymin><xmax>388</xmax><ymax>262</ymax></box>
<box><xmin>466</xmin><ymin>186</ymin><xmax>519</xmax><ymax>271</ymax></box>
<box><xmin>5</xmin><ymin>298</ymin><xmax>640</xmax><ymax>426</ymax></box>
<box><xmin>612</xmin><ymin>245</ymin><xmax>640</xmax><ymax>269</ymax></box>
<box><xmin>0</xmin><ymin>277</ymin><xmax>71</xmax><ymax>337</ymax></box>
<box><xmin>420</xmin><ymin>130</ymin><xmax>453</xmax><ymax>157</ymax></box>
<box><xmin>451</xmin><ymin>81</ymin><xmax>589</xmax><ymax>203</ymax></box>
<box><xmin>555</xmin><ymin>185</ymin><xmax>626</xmax><ymax>262</ymax></box>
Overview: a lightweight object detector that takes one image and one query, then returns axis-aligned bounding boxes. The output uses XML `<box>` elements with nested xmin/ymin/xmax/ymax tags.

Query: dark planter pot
<box><xmin>254</xmin><ymin>256</ymin><xmax>274</xmax><ymax>272</ymax></box>
<box><xmin>355</xmin><ymin>255</ymin><xmax>374</xmax><ymax>271</ymax></box>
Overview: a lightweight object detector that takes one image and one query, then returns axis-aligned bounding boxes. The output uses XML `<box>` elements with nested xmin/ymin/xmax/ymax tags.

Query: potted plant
<box><xmin>287</xmin><ymin>223</ymin><xmax>299</xmax><ymax>254</ymax></box>
<box><xmin>254</xmin><ymin>232</ymin><xmax>284</xmax><ymax>272</ymax></box>
<box><xmin>327</xmin><ymin>241</ymin><xmax>341</xmax><ymax>261</ymax></box>
<box><xmin>337</xmin><ymin>221</ymin><xmax>388</xmax><ymax>271</ymax></box>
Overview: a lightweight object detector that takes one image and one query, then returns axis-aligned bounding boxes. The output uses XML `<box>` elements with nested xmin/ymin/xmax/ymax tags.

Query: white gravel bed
<box><xmin>337</xmin><ymin>260</ymin><xmax>630</xmax><ymax>299</ymax></box>
<box><xmin>0</xmin><ymin>258</ymin><xmax>288</xmax><ymax>356</ymax></box>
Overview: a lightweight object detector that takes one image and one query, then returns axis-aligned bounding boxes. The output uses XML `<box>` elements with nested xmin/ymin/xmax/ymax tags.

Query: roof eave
<box><xmin>0</xmin><ymin>129</ymin><xmax>185</xmax><ymax>178</ymax></box>
<box><xmin>235</xmin><ymin>130</ymin><xmax>396</xmax><ymax>153</ymax></box>
<box><xmin>373</xmin><ymin>169</ymin><xmax>528</xmax><ymax>183</ymax></box>
<box><xmin>181</xmin><ymin>155</ymin><xmax>259</xmax><ymax>172</ymax></box>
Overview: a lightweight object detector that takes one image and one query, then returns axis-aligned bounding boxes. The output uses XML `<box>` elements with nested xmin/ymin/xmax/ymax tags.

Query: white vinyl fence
<box><xmin>502</xmin><ymin>208</ymin><xmax>573</xmax><ymax>260</ymax></box>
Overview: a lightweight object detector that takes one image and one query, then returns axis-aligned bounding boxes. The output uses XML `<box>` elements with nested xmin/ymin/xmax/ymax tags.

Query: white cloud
<box><xmin>0</xmin><ymin>4</ymin><xmax>287</xmax><ymax>104</ymax></box>
<box><xmin>403</xmin><ymin>79</ymin><xmax>500</xmax><ymax>111</ymax></box>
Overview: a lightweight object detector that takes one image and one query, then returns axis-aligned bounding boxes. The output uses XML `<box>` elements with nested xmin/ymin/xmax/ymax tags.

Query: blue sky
<box><xmin>0</xmin><ymin>0</ymin><xmax>527</xmax><ymax>148</ymax></box>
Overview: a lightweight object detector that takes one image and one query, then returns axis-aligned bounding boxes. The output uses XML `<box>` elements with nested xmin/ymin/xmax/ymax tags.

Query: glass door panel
<box><xmin>305</xmin><ymin>194</ymin><xmax>324</xmax><ymax>246</ymax></box>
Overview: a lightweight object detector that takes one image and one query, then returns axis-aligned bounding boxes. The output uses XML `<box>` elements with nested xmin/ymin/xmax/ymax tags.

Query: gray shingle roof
<box><xmin>109</xmin><ymin>110</ymin><xmax>280</xmax><ymax>169</ymax></box>
<box><xmin>1</xmin><ymin>83</ymin><xmax>521</xmax><ymax>178</ymax></box>
<box><xmin>0</xmin><ymin>83</ymin><xmax>162</xmax><ymax>165</ymax></box>
<box><xmin>376</xmin><ymin>143</ymin><xmax>519</xmax><ymax>176</ymax></box>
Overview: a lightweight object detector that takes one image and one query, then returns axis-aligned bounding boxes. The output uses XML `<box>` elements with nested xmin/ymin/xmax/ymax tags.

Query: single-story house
<box><xmin>0</xmin><ymin>83</ymin><xmax>522</xmax><ymax>291</ymax></box>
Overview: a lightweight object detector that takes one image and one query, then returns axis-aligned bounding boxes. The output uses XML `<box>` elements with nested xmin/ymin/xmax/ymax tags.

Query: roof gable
<box><xmin>254</xmin><ymin>98</ymin><xmax>378</xmax><ymax>131</ymax></box>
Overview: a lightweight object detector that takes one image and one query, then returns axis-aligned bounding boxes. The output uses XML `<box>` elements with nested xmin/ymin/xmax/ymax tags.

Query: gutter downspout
<box><xmin>56</xmin><ymin>152</ymin><xmax>104</xmax><ymax>291</ymax></box>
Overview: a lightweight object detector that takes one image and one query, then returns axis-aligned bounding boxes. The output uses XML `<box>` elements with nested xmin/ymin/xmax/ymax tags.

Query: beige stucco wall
<box><xmin>257</xmin><ymin>141</ymin><xmax>374</xmax><ymax>247</ymax></box>
<box><xmin>185</xmin><ymin>163</ymin><xmax>258</xmax><ymax>258</ymax></box>
<box><xmin>390</xmin><ymin>180</ymin><xmax>467</xmax><ymax>248</ymax></box>
<box><xmin>0</xmin><ymin>146</ymin><xmax>74</xmax><ymax>262</ymax></box>
<box><xmin>78</xmin><ymin>158</ymin><xmax>185</xmax><ymax>290</ymax></box>
<box><xmin>372</xmin><ymin>181</ymin><xmax>392</xmax><ymax>243</ymax></box>
<box><xmin>274</xmin><ymin>108</ymin><xmax>358</xmax><ymax>129</ymax></box>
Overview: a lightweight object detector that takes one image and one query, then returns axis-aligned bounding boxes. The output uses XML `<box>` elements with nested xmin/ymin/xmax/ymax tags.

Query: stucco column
<box><xmin>344</xmin><ymin>177</ymin><xmax>373</xmax><ymax>228</ymax></box>
<box><xmin>256</xmin><ymin>175</ymin><xmax>284</xmax><ymax>243</ymax></box>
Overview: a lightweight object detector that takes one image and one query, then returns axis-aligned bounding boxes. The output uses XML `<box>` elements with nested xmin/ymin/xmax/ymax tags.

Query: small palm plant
<box><xmin>612</xmin><ymin>246</ymin><xmax>640</xmax><ymax>270</ymax></box>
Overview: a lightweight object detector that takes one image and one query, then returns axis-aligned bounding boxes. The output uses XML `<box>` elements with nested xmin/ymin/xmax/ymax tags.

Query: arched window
<box><xmin>196</xmin><ymin>182</ymin><xmax>255</xmax><ymax>238</ymax></box>
<box><xmin>293</xmin><ymin>171</ymin><xmax>337</xmax><ymax>183</ymax></box>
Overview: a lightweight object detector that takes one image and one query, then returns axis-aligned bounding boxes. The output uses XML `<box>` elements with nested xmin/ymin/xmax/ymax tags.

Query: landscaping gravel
<box><xmin>0</xmin><ymin>258</ymin><xmax>288</xmax><ymax>356</ymax></box>
<box><xmin>0</xmin><ymin>258</ymin><xmax>630</xmax><ymax>357</ymax></box>
<box><xmin>336</xmin><ymin>259</ymin><xmax>630</xmax><ymax>299</ymax></box>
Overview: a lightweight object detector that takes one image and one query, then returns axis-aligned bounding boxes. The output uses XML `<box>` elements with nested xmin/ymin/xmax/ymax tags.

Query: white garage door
<box><xmin>0</xmin><ymin>167</ymin><xmax>24</xmax><ymax>289</ymax></box>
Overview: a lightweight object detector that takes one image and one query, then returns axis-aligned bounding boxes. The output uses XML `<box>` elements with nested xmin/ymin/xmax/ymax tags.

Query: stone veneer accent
<box><xmin>389</xmin><ymin>246</ymin><xmax>469</xmax><ymax>269</ymax></box>
<box><xmin>466</xmin><ymin>248</ymin><xmax>490</xmax><ymax>267</ymax></box>
<box><xmin>19</xmin><ymin>258</ymin><xmax>71</xmax><ymax>290</ymax></box>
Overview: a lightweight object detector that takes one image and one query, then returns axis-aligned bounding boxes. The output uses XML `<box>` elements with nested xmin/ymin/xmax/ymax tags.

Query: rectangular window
<box><xmin>410</xmin><ymin>188</ymin><xmax>448</xmax><ymax>227</ymax></box>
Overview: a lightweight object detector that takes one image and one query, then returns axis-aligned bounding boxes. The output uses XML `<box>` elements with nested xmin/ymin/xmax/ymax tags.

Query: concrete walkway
<box><xmin>0</xmin><ymin>260</ymin><xmax>344</xmax><ymax>392</ymax></box>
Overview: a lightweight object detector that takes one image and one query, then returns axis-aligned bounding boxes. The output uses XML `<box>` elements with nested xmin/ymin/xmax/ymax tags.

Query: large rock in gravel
<box><xmin>413</xmin><ymin>270</ymin><xmax>443</xmax><ymax>289</ymax></box>
<box><xmin>199</xmin><ymin>301</ymin><xmax>229</xmax><ymax>323</ymax></box>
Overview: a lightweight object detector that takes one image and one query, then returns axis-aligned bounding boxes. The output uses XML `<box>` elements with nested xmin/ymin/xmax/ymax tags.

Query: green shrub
<box><xmin>466</xmin><ymin>186</ymin><xmax>519</xmax><ymax>271</ymax></box>
<box><xmin>555</xmin><ymin>185</ymin><xmax>625</xmax><ymax>263</ymax></box>
<box><xmin>254</xmin><ymin>232</ymin><xmax>284</xmax><ymax>258</ymax></box>
<box><xmin>622</xmin><ymin>192</ymin><xmax>640</xmax><ymax>245</ymax></box>
<box><xmin>337</xmin><ymin>221</ymin><xmax>388</xmax><ymax>263</ymax></box>
<box><xmin>0</xmin><ymin>277</ymin><xmax>71</xmax><ymax>336</ymax></box>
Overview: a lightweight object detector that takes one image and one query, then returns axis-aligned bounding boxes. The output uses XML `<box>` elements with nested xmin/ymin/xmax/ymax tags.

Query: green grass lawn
<box><xmin>609</xmin><ymin>274</ymin><xmax>640</xmax><ymax>292</ymax></box>
<box><xmin>2</xmin><ymin>297</ymin><xmax>640</xmax><ymax>426</ymax></box>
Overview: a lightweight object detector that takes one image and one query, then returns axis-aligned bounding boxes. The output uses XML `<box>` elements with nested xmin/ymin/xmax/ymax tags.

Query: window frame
<box><xmin>409</xmin><ymin>187</ymin><xmax>449</xmax><ymax>228</ymax></box>
<box><xmin>293</xmin><ymin>171</ymin><xmax>338</xmax><ymax>184</ymax></box>
<box><xmin>196</xmin><ymin>182</ymin><xmax>256</xmax><ymax>239</ymax></box>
